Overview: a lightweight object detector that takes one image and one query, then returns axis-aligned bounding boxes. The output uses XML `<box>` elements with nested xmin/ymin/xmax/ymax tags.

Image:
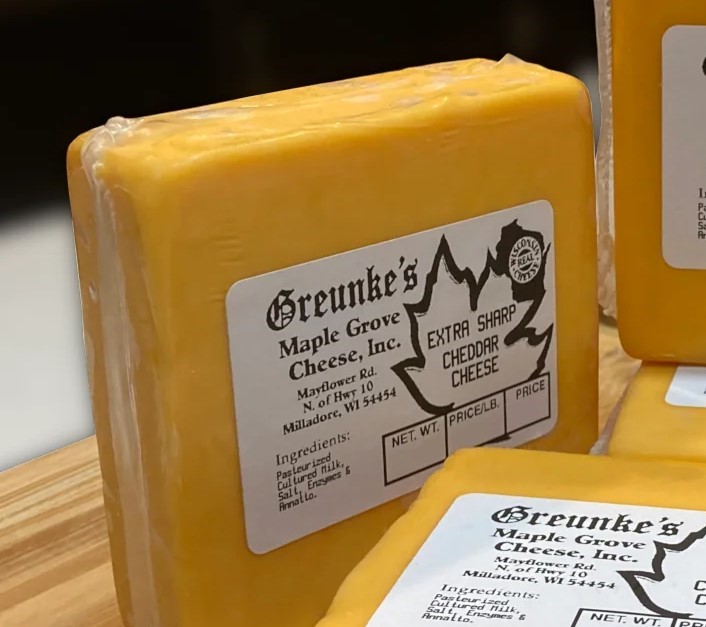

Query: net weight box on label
<box><xmin>382</xmin><ymin>373</ymin><xmax>551</xmax><ymax>485</ymax></box>
<box><xmin>572</xmin><ymin>609</ymin><xmax>705</xmax><ymax>627</ymax></box>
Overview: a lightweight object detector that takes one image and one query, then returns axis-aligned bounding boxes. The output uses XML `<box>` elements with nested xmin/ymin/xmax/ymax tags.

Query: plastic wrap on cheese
<box><xmin>67</xmin><ymin>56</ymin><xmax>598</xmax><ymax>627</ymax></box>
<box><xmin>594</xmin><ymin>0</ymin><xmax>616</xmax><ymax>320</ymax></box>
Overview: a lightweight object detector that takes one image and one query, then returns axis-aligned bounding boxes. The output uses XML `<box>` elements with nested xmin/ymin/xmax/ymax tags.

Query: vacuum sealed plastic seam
<box><xmin>81</xmin><ymin>120</ymin><xmax>160</xmax><ymax>626</ymax></box>
<box><xmin>84</xmin><ymin>58</ymin><xmax>559</xmax><ymax>160</ymax></box>
<box><xmin>594</xmin><ymin>0</ymin><xmax>616</xmax><ymax>319</ymax></box>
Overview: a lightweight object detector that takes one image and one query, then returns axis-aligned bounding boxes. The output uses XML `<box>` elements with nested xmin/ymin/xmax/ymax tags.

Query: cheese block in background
<box><xmin>67</xmin><ymin>56</ymin><xmax>597</xmax><ymax>627</ymax></box>
<box><xmin>608</xmin><ymin>363</ymin><xmax>706</xmax><ymax>464</ymax></box>
<box><xmin>318</xmin><ymin>448</ymin><xmax>706</xmax><ymax>626</ymax></box>
<box><xmin>599</xmin><ymin>0</ymin><xmax>706</xmax><ymax>361</ymax></box>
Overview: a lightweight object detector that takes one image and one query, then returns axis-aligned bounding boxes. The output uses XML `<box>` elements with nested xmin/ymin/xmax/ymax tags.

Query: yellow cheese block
<box><xmin>611</xmin><ymin>0</ymin><xmax>706</xmax><ymax>361</ymax></box>
<box><xmin>318</xmin><ymin>448</ymin><xmax>706</xmax><ymax>626</ymax></box>
<box><xmin>608</xmin><ymin>363</ymin><xmax>706</xmax><ymax>463</ymax></box>
<box><xmin>67</xmin><ymin>56</ymin><xmax>597</xmax><ymax>627</ymax></box>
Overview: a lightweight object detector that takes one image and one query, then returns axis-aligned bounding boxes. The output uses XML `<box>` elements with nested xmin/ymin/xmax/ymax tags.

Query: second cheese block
<box><xmin>608</xmin><ymin>363</ymin><xmax>706</xmax><ymax>464</ymax></box>
<box><xmin>67</xmin><ymin>57</ymin><xmax>597</xmax><ymax>627</ymax></box>
<box><xmin>318</xmin><ymin>448</ymin><xmax>706</xmax><ymax>626</ymax></box>
<box><xmin>604</xmin><ymin>0</ymin><xmax>706</xmax><ymax>360</ymax></box>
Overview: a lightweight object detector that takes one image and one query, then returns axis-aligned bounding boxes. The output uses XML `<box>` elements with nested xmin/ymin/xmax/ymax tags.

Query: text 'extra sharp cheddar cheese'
<box><xmin>67</xmin><ymin>56</ymin><xmax>597</xmax><ymax>627</ymax></box>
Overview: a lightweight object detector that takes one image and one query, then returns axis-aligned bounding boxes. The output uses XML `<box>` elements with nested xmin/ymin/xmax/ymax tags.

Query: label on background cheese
<box><xmin>662</xmin><ymin>26</ymin><xmax>706</xmax><ymax>269</ymax></box>
<box><xmin>368</xmin><ymin>494</ymin><xmax>706</xmax><ymax>626</ymax></box>
<box><xmin>666</xmin><ymin>366</ymin><xmax>706</xmax><ymax>407</ymax></box>
<box><xmin>227</xmin><ymin>201</ymin><xmax>557</xmax><ymax>554</ymax></box>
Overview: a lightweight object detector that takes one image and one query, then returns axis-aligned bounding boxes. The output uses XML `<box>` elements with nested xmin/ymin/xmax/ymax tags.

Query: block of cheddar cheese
<box><xmin>598</xmin><ymin>0</ymin><xmax>706</xmax><ymax>361</ymax></box>
<box><xmin>318</xmin><ymin>448</ymin><xmax>706</xmax><ymax>626</ymax></box>
<box><xmin>608</xmin><ymin>363</ymin><xmax>706</xmax><ymax>464</ymax></box>
<box><xmin>67</xmin><ymin>56</ymin><xmax>597</xmax><ymax>627</ymax></box>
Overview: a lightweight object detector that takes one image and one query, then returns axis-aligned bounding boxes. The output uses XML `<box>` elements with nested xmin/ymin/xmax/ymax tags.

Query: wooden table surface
<box><xmin>0</xmin><ymin>324</ymin><xmax>638</xmax><ymax>627</ymax></box>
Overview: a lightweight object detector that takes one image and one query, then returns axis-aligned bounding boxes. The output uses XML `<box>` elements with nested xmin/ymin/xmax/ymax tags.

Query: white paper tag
<box><xmin>662</xmin><ymin>25</ymin><xmax>706</xmax><ymax>268</ymax></box>
<box><xmin>368</xmin><ymin>494</ymin><xmax>706</xmax><ymax>626</ymax></box>
<box><xmin>666</xmin><ymin>366</ymin><xmax>706</xmax><ymax>408</ymax></box>
<box><xmin>227</xmin><ymin>201</ymin><xmax>557</xmax><ymax>554</ymax></box>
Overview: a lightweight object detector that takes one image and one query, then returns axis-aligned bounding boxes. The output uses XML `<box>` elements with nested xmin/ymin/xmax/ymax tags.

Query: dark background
<box><xmin>0</xmin><ymin>0</ymin><xmax>597</xmax><ymax>218</ymax></box>
<box><xmin>0</xmin><ymin>1</ymin><xmax>599</xmax><ymax>470</ymax></box>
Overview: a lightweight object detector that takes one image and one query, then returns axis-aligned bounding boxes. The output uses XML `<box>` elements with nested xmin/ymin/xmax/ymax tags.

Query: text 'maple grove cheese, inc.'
<box><xmin>228</xmin><ymin>201</ymin><xmax>558</xmax><ymax>553</ymax></box>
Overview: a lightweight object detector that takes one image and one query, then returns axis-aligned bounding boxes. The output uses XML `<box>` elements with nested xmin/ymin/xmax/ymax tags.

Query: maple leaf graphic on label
<box><xmin>620</xmin><ymin>525</ymin><xmax>706</xmax><ymax>618</ymax></box>
<box><xmin>391</xmin><ymin>220</ymin><xmax>554</xmax><ymax>416</ymax></box>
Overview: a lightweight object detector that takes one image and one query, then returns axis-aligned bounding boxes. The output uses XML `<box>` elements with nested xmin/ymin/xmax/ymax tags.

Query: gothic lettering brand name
<box><xmin>491</xmin><ymin>504</ymin><xmax>683</xmax><ymax>537</ymax></box>
<box><xmin>266</xmin><ymin>258</ymin><xmax>418</xmax><ymax>331</ymax></box>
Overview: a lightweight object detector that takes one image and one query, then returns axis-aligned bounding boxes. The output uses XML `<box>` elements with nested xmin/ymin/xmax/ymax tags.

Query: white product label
<box><xmin>227</xmin><ymin>201</ymin><xmax>557</xmax><ymax>554</ymax></box>
<box><xmin>368</xmin><ymin>494</ymin><xmax>706</xmax><ymax>626</ymax></box>
<box><xmin>663</xmin><ymin>26</ymin><xmax>706</xmax><ymax>268</ymax></box>
<box><xmin>666</xmin><ymin>366</ymin><xmax>706</xmax><ymax>407</ymax></box>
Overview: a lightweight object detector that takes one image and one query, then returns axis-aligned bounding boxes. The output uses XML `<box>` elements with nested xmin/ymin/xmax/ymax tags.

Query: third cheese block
<box><xmin>318</xmin><ymin>448</ymin><xmax>706</xmax><ymax>626</ymax></box>
<box><xmin>67</xmin><ymin>56</ymin><xmax>597</xmax><ymax>627</ymax></box>
<box><xmin>608</xmin><ymin>363</ymin><xmax>706</xmax><ymax>464</ymax></box>
<box><xmin>601</xmin><ymin>0</ymin><xmax>706</xmax><ymax>360</ymax></box>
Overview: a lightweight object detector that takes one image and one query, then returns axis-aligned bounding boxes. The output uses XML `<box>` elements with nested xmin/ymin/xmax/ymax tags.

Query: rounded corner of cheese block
<box><xmin>615</xmin><ymin>319</ymin><xmax>650</xmax><ymax>362</ymax></box>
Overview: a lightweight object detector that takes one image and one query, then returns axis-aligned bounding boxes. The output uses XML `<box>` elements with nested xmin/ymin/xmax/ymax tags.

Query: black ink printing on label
<box><xmin>226</xmin><ymin>200</ymin><xmax>557</xmax><ymax>554</ymax></box>
<box><xmin>367</xmin><ymin>495</ymin><xmax>706</xmax><ymax>626</ymax></box>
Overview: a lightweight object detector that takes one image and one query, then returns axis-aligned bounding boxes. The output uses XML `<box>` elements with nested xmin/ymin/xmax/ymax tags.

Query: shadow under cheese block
<box><xmin>66</xmin><ymin>56</ymin><xmax>598</xmax><ymax>627</ymax></box>
<box><xmin>608</xmin><ymin>363</ymin><xmax>706</xmax><ymax>463</ymax></box>
<box><xmin>318</xmin><ymin>448</ymin><xmax>706</xmax><ymax>626</ymax></box>
<box><xmin>611</xmin><ymin>0</ymin><xmax>706</xmax><ymax>361</ymax></box>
